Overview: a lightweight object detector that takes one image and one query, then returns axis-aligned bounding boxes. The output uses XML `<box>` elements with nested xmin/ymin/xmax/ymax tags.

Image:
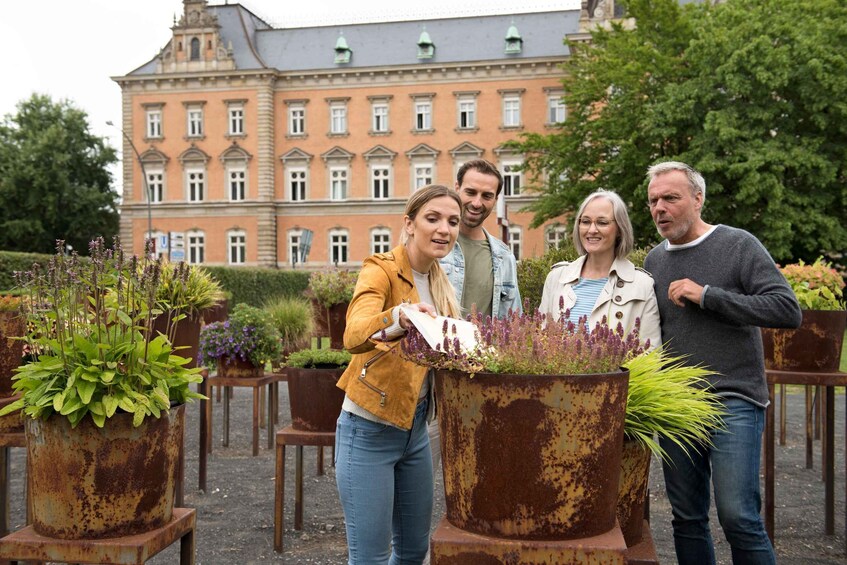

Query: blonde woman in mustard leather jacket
<box><xmin>335</xmin><ymin>185</ymin><xmax>462</xmax><ymax>565</ymax></box>
<box><xmin>539</xmin><ymin>189</ymin><xmax>661</xmax><ymax>348</ymax></box>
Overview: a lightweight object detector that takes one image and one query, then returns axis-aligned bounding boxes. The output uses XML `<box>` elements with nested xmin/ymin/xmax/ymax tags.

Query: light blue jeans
<box><xmin>661</xmin><ymin>397</ymin><xmax>776</xmax><ymax>565</ymax></box>
<box><xmin>335</xmin><ymin>399</ymin><xmax>433</xmax><ymax>565</ymax></box>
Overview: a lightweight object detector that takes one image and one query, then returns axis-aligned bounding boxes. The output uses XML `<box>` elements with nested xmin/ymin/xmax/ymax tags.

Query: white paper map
<box><xmin>401</xmin><ymin>306</ymin><xmax>479</xmax><ymax>353</ymax></box>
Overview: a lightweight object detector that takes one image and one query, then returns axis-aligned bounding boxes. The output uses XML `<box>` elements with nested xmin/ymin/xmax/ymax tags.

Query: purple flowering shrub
<box><xmin>198</xmin><ymin>303</ymin><xmax>280</xmax><ymax>368</ymax></box>
<box><xmin>401</xmin><ymin>303</ymin><xmax>646</xmax><ymax>375</ymax></box>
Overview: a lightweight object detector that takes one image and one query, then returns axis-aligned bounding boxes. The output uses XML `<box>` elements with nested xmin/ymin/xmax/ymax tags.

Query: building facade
<box><xmin>113</xmin><ymin>0</ymin><xmax>615</xmax><ymax>268</ymax></box>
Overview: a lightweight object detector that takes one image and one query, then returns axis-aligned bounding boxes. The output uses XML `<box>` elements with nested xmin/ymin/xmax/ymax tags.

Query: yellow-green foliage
<box><xmin>264</xmin><ymin>296</ymin><xmax>315</xmax><ymax>348</ymax></box>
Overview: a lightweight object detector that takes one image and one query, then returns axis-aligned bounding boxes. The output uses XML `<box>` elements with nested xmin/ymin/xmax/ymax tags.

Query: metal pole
<box><xmin>107</xmin><ymin>121</ymin><xmax>152</xmax><ymax>250</ymax></box>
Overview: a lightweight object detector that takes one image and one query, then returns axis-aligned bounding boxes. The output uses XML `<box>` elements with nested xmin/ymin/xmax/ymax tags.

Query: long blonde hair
<box><xmin>401</xmin><ymin>185</ymin><xmax>462</xmax><ymax>318</ymax></box>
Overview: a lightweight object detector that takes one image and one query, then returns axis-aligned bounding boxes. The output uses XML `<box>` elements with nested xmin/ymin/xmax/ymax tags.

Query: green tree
<box><xmin>0</xmin><ymin>94</ymin><xmax>118</xmax><ymax>254</ymax></box>
<box><xmin>512</xmin><ymin>0</ymin><xmax>847</xmax><ymax>262</ymax></box>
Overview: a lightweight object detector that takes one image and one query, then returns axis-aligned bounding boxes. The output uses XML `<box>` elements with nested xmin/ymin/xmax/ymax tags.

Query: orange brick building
<box><xmin>113</xmin><ymin>0</ymin><xmax>616</xmax><ymax>268</ymax></box>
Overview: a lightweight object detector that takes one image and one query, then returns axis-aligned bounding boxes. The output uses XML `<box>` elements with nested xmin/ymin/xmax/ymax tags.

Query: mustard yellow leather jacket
<box><xmin>337</xmin><ymin>245</ymin><xmax>428</xmax><ymax>430</ymax></box>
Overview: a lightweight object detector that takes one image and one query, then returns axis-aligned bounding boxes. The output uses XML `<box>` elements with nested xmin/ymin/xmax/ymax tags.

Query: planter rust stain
<box><xmin>286</xmin><ymin>367</ymin><xmax>346</xmax><ymax>432</ymax></box>
<box><xmin>762</xmin><ymin>309</ymin><xmax>847</xmax><ymax>373</ymax></box>
<box><xmin>616</xmin><ymin>439</ymin><xmax>651</xmax><ymax>547</ymax></box>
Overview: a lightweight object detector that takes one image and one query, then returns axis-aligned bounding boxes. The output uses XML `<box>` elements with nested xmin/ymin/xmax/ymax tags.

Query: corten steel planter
<box><xmin>286</xmin><ymin>367</ymin><xmax>346</xmax><ymax>432</ymax></box>
<box><xmin>202</xmin><ymin>298</ymin><xmax>229</xmax><ymax>325</ymax></box>
<box><xmin>152</xmin><ymin>312</ymin><xmax>203</xmax><ymax>369</ymax></box>
<box><xmin>616</xmin><ymin>439</ymin><xmax>652</xmax><ymax>547</ymax></box>
<box><xmin>761</xmin><ymin>309</ymin><xmax>846</xmax><ymax>372</ymax></box>
<box><xmin>217</xmin><ymin>355</ymin><xmax>264</xmax><ymax>379</ymax></box>
<box><xmin>0</xmin><ymin>310</ymin><xmax>25</xmax><ymax>398</ymax></box>
<box><xmin>327</xmin><ymin>302</ymin><xmax>349</xmax><ymax>350</ymax></box>
<box><xmin>0</xmin><ymin>393</ymin><xmax>23</xmax><ymax>432</ymax></box>
<box><xmin>435</xmin><ymin>368</ymin><xmax>629</xmax><ymax>541</ymax></box>
<box><xmin>25</xmin><ymin>404</ymin><xmax>185</xmax><ymax>539</ymax></box>
<box><xmin>311</xmin><ymin>299</ymin><xmax>329</xmax><ymax>338</ymax></box>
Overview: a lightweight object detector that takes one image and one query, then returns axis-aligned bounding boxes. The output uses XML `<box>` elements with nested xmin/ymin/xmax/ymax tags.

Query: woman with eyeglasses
<box><xmin>539</xmin><ymin>189</ymin><xmax>660</xmax><ymax>348</ymax></box>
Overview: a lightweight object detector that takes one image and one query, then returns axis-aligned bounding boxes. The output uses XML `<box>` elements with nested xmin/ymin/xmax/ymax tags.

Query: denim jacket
<box><xmin>439</xmin><ymin>228</ymin><xmax>522</xmax><ymax>319</ymax></box>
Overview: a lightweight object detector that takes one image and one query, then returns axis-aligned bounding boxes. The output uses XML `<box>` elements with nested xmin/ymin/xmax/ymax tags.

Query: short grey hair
<box><xmin>646</xmin><ymin>161</ymin><xmax>706</xmax><ymax>200</ymax></box>
<box><xmin>572</xmin><ymin>189</ymin><xmax>634</xmax><ymax>259</ymax></box>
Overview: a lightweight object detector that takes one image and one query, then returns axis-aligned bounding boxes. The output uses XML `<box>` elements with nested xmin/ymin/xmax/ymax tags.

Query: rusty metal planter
<box><xmin>761</xmin><ymin>309</ymin><xmax>847</xmax><ymax>372</ymax></box>
<box><xmin>286</xmin><ymin>367</ymin><xmax>345</xmax><ymax>432</ymax></box>
<box><xmin>217</xmin><ymin>355</ymin><xmax>264</xmax><ymax>379</ymax></box>
<box><xmin>0</xmin><ymin>310</ymin><xmax>25</xmax><ymax>398</ymax></box>
<box><xmin>616</xmin><ymin>439</ymin><xmax>652</xmax><ymax>547</ymax></box>
<box><xmin>25</xmin><ymin>404</ymin><xmax>185</xmax><ymax>540</ymax></box>
<box><xmin>327</xmin><ymin>302</ymin><xmax>349</xmax><ymax>350</ymax></box>
<box><xmin>152</xmin><ymin>313</ymin><xmax>202</xmax><ymax>369</ymax></box>
<box><xmin>435</xmin><ymin>368</ymin><xmax>629</xmax><ymax>541</ymax></box>
<box><xmin>0</xmin><ymin>393</ymin><xmax>23</xmax><ymax>433</ymax></box>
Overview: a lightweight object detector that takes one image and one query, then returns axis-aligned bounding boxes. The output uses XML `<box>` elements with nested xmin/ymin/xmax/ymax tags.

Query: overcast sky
<box><xmin>0</xmin><ymin>0</ymin><xmax>576</xmax><ymax>185</ymax></box>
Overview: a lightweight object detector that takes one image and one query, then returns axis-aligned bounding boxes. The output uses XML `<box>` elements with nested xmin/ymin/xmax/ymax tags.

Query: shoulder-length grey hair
<box><xmin>572</xmin><ymin>189</ymin><xmax>634</xmax><ymax>259</ymax></box>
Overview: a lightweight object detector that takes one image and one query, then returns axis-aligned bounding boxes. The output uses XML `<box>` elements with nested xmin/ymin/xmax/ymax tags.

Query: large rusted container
<box><xmin>616</xmin><ymin>439</ymin><xmax>652</xmax><ymax>547</ymax></box>
<box><xmin>25</xmin><ymin>404</ymin><xmax>185</xmax><ymax>539</ymax></box>
<box><xmin>152</xmin><ymin>313</ymin><xmax>202</xmax><ymax>369</ymax></box>
<box><xmin>761</xmin><ymin>309</ymin><xmax>846</xmax><ymax>372</ymax></box>
<box><xmin>0</xmin><ymin>393</ymin><xmax>23</xmax><ymax>433</ymax></box>
<box><xmin>327</xmin><ymin>302</ymin><xmax>349</xmax><ymax>350</ymax></box>
<box><xmin>0</xmin><ymin>310</ymin><xmax>25</xmax><ymax>398</ymax></box>
<box><xmin>435</xmin><ymin>369</ymin><xmax>629</xmax><ymax>541</ymax></box>
<box><xmin>287</xmin><ymin>367</ymin><xmax>346</xmax><ymax>432</ymax></box>
<box><xmin>217</xmin><ymin>355</ymin><xmax>264</xmax><ymax>379</ymax></box>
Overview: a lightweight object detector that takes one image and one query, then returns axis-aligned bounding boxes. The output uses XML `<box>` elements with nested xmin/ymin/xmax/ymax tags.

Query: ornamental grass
<box><xmin>623</xmin><ymin>347</ymin><xmax>724</xmax><ymax>460</ymax></box>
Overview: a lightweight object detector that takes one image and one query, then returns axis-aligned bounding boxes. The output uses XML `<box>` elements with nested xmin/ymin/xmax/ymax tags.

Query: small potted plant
<box><xmin>0</xmin><ymin>294</ymin><xmax>25</xmax><ymax>431</ymax></box>
<box><xmin>0</xmin><ymin>238</ymin><xmax>205</xmax><ymax>540</ymax></box>
<box><xmin>307</xmin><ymin>269</ymin><xmax>358</xmax><ymax>349</ymax></box>
<box><xmin>762</xmin><ymin>257</ymin><xmax>846</xmax><ymax>372</ymax></box>
<box><xmin>198</xmin><ymin>303</ymin><xmax>281</xmax><ymax>378</ymax></box>
<box><xmin>264</xmin><ymin>295</ymin><xmax>315</xmax><ymax>369</ymax></box>
<box><xmin>284</xmin><ymin>348</ymin><xmax>350</xmax><ymax>432</ymax></box>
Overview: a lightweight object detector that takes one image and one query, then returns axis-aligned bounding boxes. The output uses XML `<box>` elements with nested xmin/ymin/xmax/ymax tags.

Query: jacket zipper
<box><xmin>359</xmin><ymin>348</ymin><xmax>392</xmax><ymax>407</ymax></box>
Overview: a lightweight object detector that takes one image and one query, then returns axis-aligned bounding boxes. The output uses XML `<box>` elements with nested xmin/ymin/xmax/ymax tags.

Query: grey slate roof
<box><xmin>130</xmin><ymin>4</ymin><xmax>578</xmax><ymax>76</ymax></box>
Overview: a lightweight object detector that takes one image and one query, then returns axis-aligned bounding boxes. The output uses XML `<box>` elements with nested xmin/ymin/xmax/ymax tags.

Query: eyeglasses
<box><xmin>577</xmin><ymin>217</ymin><xmax>616</xmax><ymax>229</ymax></box>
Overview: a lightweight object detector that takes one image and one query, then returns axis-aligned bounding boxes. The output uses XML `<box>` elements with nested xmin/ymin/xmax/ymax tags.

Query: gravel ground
<box><xmin>3</xmin><ymin>386</ymin><xmax>845</xmax><ymax>564</ymax></box>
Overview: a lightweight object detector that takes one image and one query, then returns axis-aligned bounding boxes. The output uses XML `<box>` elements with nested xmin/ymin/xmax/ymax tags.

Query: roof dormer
<box><xmin>334</xmin><ymin>33</ymin><xmax>352</xmax><ymax>64</ymax></box>
<box><xmin>157</xmin><ymin>0</ymin><xmax>234</xmax><ymax>73</ymax></box>
<box><xmin>505</xmin><ymin>22</ymin><xmax>523</xmax><ymax>54</ymax></box>
<box><xmin>417</xmin><ymin>27</ymin><xmax>434</xmax><ymax>59</ymax></box>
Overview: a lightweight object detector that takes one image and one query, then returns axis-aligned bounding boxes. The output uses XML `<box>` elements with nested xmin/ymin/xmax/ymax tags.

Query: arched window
<box><xmin>190</xmin><ymin>37</ymin><xmax>201</xmax><ymax>61</ymax></box>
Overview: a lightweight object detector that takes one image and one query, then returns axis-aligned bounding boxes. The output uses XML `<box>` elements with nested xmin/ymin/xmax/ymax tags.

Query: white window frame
<box><xmin>413</xmin><ymin>163</ymin><xmax>433</xmax><ymax>191</ymax></box>
<box><xmin>146</xmin><ymin>109</ymin><xmax>162</xmax><ymax>139</ymax></box>
<box><xmin>372</xmin><ymin>103</ymin><xmax>389</xmax><ymax>133</ymax></box>
<box><xmin>503</xmin><ymin>96</ymin><xmax>521</xmax><ymax>128</ymax></box>
<box><xmin>508</xmin><ymin>227</ymin><xmax>522</xmax><ymax>261</ymax></box>
<box><xmin>502</xmin><ymin>161</ymin><xmax>523</xmax><ymax>197</ymax></box>
<box><xmin>187</xmin><ymin>230</ymin><xmax>205</xmax><ymax>264</ymax></box>
<box><xmin>330</xmin><ymin>103</ymin><xmax>348</xmax><ymax>135</ymax></box>
<box><xmin>145</xmin><ymin>167</ymin><xmax>164</xmax><ymax>203</ymax></box>
<box><xmin>187</xmin><ymin>106</ymin><xmax>204</xmax><ymax>137</ymax></box>
<box><xmin>414</xmin><ymin>100</ymin><xmax>432</xmax><ymax>131</ymax></box>
<box><xmin>330</xmin><ymin>167</ymin><xmax>348</xmax><ymax>201</ymax></box>
<box><xmin>228</xmin><ymin>103</ymin><xmax>244</xmax><ymax>136</ymax></box>
<box><xmin>228</xmin><ymin>230</ymin><xmax>247</xmax><ymax>265</ymax></box>
<box><xmin>288</xmin><ymin>168</ymin><xmax>307</xmax><ymax>202</ymax></box>
<box><xmin>458</xmin><ymin>99</ymin><xmax>476</xmax><ymax>129</ymax></box>
<box><xmin>288</xmin><ymin>229</ymin><xmax>302</xmax><ymax>266</ymax></box>
<box><xmin>371</xmin><ymin>228</ymin><xmax>391</xmax><ymax>255</ymax></box>
<box><xmin>372</xmin><ymin>166</ymin><xmax>390</xmax><ymax>199</ymax></box>
<box><xmin>329</xmin><ymin>229</ymin><xmax>349</xmax><ymax>265</ymax></box>
<box><xmin>288</xmin><ymin>104</ymin><xmax>306</xmax><ymax>136</ymax></box>
<box><xmin>546</xmin><ymin>225</ymin><xmax>568</xmax><ymax>250</ymax></box>
<box><xmin>227</xmin><ymin>166</ymin><xmax>246</xmax><ymax>201</ymax></box>
<box><xmin>185</xmin><ymin>167</ymin><xmax>205</xmax><ymax>202</ymax></box>
<box><xmin>548</xmin><ymin>95</ymin><xmax>566</xmax><ymax>124</ymax></box>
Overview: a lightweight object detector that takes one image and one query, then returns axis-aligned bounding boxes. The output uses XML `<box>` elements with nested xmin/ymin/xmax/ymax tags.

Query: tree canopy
<box><xmin>511</xmin><ymin>0</ymin><xmax>847</xmax><ymax>262</ymax></box>
<box><xmin>0</xmin><ymin>94</ymin><xmax>119</xmax><ymax>254</ymax></box>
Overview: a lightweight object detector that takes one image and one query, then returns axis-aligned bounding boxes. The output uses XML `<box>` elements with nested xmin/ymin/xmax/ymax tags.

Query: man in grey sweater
<box><xmin>643</xmin><ymin>161</ymin><xmax>801</xmax><ymax>565</ymax></box>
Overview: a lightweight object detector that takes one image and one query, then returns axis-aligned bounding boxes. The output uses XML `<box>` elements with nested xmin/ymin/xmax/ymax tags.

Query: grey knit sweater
<box><xmin>644</xmin><ymin>225</ymin><xmax>802</xmax><ymax>406</ymax></box>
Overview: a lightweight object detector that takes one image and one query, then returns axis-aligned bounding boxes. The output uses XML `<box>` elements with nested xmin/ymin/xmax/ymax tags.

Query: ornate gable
<box><xmin>157</xmin><ymin>0</ymin><xmax>235</xmax><ymax>74</ymax></box>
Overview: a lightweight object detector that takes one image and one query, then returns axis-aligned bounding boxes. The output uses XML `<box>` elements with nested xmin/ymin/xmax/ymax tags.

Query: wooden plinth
<box><xmin>623</xmin><ymin>520</ymin><xmax>659</xmax><ymax>565</ymax></box>
<box><xmin>430</xmin><ymin>517</ymin><xmax>627</xmax><ymax>564</ymax></box>
<box><xmin>0</xmin><ymin>507</ymin><xmax>195</xmax><ymax>564</ymax></box>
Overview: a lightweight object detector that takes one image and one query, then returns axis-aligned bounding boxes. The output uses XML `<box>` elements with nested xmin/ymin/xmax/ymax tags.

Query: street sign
<box><xmin>158</xmin><ymin>234</ymin><xmax>169</xmax><ymax>251</ymax></box>
<box><xmin>170</xmin><ymin>231</ymin><xmax>185</xmax><ymax>250</ymax></box>
<box><xmin>170</xmin><ymin>249</ymin><xmax>186</xmax><ymax>262</ymax></box>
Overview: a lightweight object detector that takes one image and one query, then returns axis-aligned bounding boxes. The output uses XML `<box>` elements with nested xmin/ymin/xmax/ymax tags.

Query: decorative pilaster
<box><xmin>118</xmin><ymin>91</ymin><xmax>135</xmax><ymax>251</ymax></box>
<box><xmin>256</xmin><ymin>77</ymin><xmax>278</xmax><ymax>267</ymax></box>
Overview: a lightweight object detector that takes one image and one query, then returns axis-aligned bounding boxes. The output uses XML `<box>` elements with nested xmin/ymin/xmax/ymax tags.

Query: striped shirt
<box><xmin>567</xmin><ymin>277</ymin><xmax>608</xmax><ymax>329</ymax></box>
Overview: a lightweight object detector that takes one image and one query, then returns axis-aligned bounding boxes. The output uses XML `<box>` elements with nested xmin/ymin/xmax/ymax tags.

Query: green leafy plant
<box><xmin>623</xmin><ymin>347</ymin><xmax>724</xmax><ymax>459</ymax></box>
<box><xmin>156</xmin><ymin>261</ymin><xmax>225</xmax><ymax>318</ymax></box>
<box><xmin>286</xmin><ymin>348</ymin><xmax>351</xmax><ymax>369</ymax></box>
<box><xmin>779</xmin><ymin>257</ymin><xmax>845</xmax><ymax>310</ymax></box>
<box><xmin>198</xmin><ymin>303</ymin><xmax>281</xmax><ymax>368</ymax></box>
<box><xmin>264</xmin><ymin>296</ymin><xmax>315</xmax><ymax>352</ymax></box>
<box><xmin>308</xmin><ymin>270</ymin><xmax>358</xmax><ymax>308</ymax></box>
<box><xmin>0</xmin><ymin>239</ymin><xmax>205</xmax><ymax>428</ymax></box>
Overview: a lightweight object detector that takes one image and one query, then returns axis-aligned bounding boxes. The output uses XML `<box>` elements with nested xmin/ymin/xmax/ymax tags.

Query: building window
<box><xmin>146</xmin><ymin>168</ymin><xmax>164</xmax><ymax>203</ymax></box>
<box><xmin>288</xmin><ymin>230</ymin><xmax>302</xmax><ymax>266</ymax></box>
<box><xmin>289</xmin><ymin>104</ymin><xmax>305</xmax><ymax>136</ymax></box>
<box><xmin>228</xmin><ymin>103</ymin><xmax>244</xmax><ymax>136</ymax></box>
<box><xmin>190</xmin><ymin>37</ymin><xmax>200</xmax><ymax>60</ymax></box>
<box><xmin>146</xmin><ymin>109</ymin><xmax>162</xmax><ymax>139</ymax></box>
<box><xmin>372</xmin><ymin>167</ymin><xmax>390</xmax><ymax>199</ymax></box>
<box><xmin>330</xmin><ymin>168</ymin><xmax>348</xmax><ymax>201</ymax></box>
<box><xmin>503</xmin><ymin>96</ymin><xmax>521</xmax><ymax>128</ymax></box>
<box><xmin>187</xmin><ymin>106</ymin><xmax>204</xmax><ymax>137</ymax></box>
<box><xmin>548</xmin><ymin>94</ymin><xmax>566</xmax><ymax>124</ymax></box>
<box><xmin>415</xmin><ymin>101</ymin><xmax>432</xmax><ymax>131</ymax></box>
<box><xmin>371</xmin><ymin>228</ymin><xmax>391</xmax><ymax>254</ymax></box>
<box><xmin>228</xmin><ymin>230</ymin><xmax>246</xmax><ymax>265</ymax></box>
<box><xmin>414</xmin><ymin>164</ymin><xmax>433</xmax><ymax>190</ymax></box>
<box><xmin>372</xmin><ymin>103</ymin><xmax>389</xmax><ymax>133</ymax></box>
<box><xmin>228</xmin><ymin>167</ymin><xmax>246</xmax><ymax>201</ymax></box>
<box><xmin>546</xmin><ymin>225</ymin><xmax>568</xmax><ymax>250</ymax></box>
<box><xmin>289</xmin><ymin>169</ymin><xmax>307</xmax><ymax>201</ymax></box>
<box><xmin>330</xmin><ymin>103</ymin><xmax>347</xmax><ymax>135</ymax></box>
<box><xmin>459</xmin><ymin>100</ymin><xmax>476</xmax><ymax>129</ymax></box>
<box><xmin>330</xmin><ymin>230</ymin><xmax>349</xmax><ymax>265</ymax></box>
<box><xmin>508</xmin><ymin>227</ymin><xmax>522</xmax><ymax>261</ymax></box>
<box><xmin>186</xmin><ymin>169</ymin><xmax>205</xmax><ymax>202</ymax></box>
<box><xmin>187</xmin><ymin>231</ymin><xmax>205</xmax><ymax>264</ymax></box>
<box><xmin>502</xmin><ymin>163</ymin><xmax>522</xmax><ymax>197</ymax></box>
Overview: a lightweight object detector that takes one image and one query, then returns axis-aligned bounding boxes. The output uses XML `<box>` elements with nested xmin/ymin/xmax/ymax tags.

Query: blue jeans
<box><xmin>661</xmin><ymin>397</ymin><xmax>775</xmax><ymax>565</ymax></box>
<box><xmin>335</xmin><ymin>400</ymin><xmax>433</xmax><ymax>565</ymax></box>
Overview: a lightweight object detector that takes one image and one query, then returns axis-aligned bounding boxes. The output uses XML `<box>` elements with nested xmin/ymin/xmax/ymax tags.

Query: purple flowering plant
<box><xmin>198</xmin><ymin>303</ymin><xmax>281</xmax><ymax>368</ymax></box>
<box><xmin>401</xmin><ymin>299</ymin><xmax>646</xmax><ymax>376</ymax></box>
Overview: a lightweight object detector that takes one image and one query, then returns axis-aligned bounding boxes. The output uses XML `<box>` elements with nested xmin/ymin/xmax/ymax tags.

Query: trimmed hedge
<box><xmin>0</xmin><ymin>250</ymin><xmax>310</xmax><ymax>306</ymax></box>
